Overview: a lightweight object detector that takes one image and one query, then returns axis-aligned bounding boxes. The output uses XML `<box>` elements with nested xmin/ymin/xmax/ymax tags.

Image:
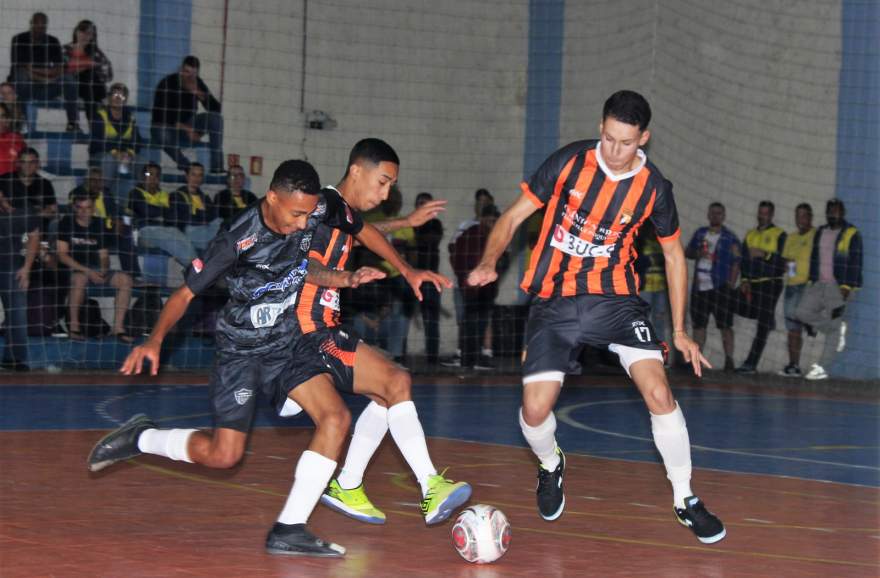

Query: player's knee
<box><xmin>317</xmin><ymin>406</ymin><xmax>352</xmax><ymax>438</ymax></box>
<box><xmin>208</xmin><ymin>445</ymin><xmax>244</xmax><ymax>469</ymax></box>
<box><xmin>646</xmin><ymin>386</ymin><xmax>675</xmax><ymax>413</ymax></box>
<box><xmin>71</xmin><ymin>272</ymin><xmax>87</xmax><ymax>287</ymax></box>
<box><xmin>386</xmin><ymin>368</ymin><xmax>411</xmax><ymax>404</ymax></box>
<box><xmin>521</xmin><ymin>401</ymin><xmax>552</xmax><ymax>426</ymax></box>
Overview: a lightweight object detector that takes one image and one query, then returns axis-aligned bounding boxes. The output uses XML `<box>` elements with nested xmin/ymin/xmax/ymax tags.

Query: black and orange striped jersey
<box><xmin>520</xmin><ymin>139</ymin><xmax>680</xmax><ymax>298</ymax></box>
<box><xmin>296</xmin><ymin>187</ymin><xmax>356</xmax><ymax>334</ymax></box>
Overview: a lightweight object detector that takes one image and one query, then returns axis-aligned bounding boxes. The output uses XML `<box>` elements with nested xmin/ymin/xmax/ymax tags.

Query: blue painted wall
<box><xmin>137</xmin><ymin>0</ymin><xmax>193</xmax><ymax>109</ymax></box>
<box><xmin>832</xmin><ymin>0</ymin><xmax>879</xmax><ymax>379</ymax></box>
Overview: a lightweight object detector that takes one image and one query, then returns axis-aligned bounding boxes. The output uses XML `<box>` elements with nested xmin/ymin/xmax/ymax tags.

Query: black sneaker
<box><xmin>265</xmin><ymin>523</ymin><xmax>345</xmax><ymax>557</ymax></box>
<box><xmin>439</xmin><ymin>355</ymin><xmax>461</xmax><ymax>368</ymax></box>
<box><xmin>473</xmin><ymin>355</ymin><xmax>495</xmax><ymax>371</ymax></box>
<box><xmin>674</xmin><ymin>496</ymin><xmax>726</xmax><ymax>544</ymax></box>
<box><xmin>536</xmin><ymin>447</ymin><xmax>565</xmax><ymax>521</ymax></box>
<box><xmin>735</xmin><ymin>363</ymin><xmax>756</xmax><ymax>375</ymax></box>
<box><xmin>777</xmin><ymin>364</ymin><xmax>802</xmax><ymax>377</ymax></box>
<box><xmin>87</xmin><ymin>414</ymin><xmax>156</xmax><ymax>472</ymax></box>
<box><xmin>723</xmin><ymin>357</ymin><xmax>735</xmax><ymax>373</ymax></box>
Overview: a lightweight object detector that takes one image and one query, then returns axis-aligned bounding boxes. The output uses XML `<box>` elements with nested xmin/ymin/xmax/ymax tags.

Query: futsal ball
<box><xmin>451</xmin><ymin>504</ymin><xmax>511</xmax><ymax>564</ymax></box>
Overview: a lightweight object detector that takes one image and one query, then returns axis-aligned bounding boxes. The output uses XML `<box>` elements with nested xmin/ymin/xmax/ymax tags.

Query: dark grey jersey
<box><xmin>184</xmin><ymin>191</ymin><xmax>363</xmax><ymax>354</ymax></box>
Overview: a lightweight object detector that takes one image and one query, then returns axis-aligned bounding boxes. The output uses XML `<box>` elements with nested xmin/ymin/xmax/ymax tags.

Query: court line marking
<box><xmin>127</xmin><ymin>459</ymin><xmax>879</xmax><ymax>569</ymax></box>
<box><xmin>556</xmin><ymin>398</ymin><xmax>880</xmax><ymax>472</ymax></box>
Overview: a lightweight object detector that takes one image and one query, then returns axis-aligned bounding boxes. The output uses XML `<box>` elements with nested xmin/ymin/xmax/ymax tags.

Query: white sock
<box><xmin>481</xmin><ymin>347</ymin><xmax>493</xmax><ymax>358</ymax></box>
<box><xmin>337</xmin><ymin>401</ymin><xmax>389</xmax><ymax>489</ymax></box>
<box><xmin>650</xmin><ymin>402</ymin><xmax>693</xmax><ymax>509</ymax></box>
<box><xmin>137</xmin><ymin>428</ymin><xmax>196</xmax><ymax>462</ymax></box>
<box><xmin>519</xmin><ymin>409</ymin><xmax>559</xmax><ymax>471</ymax></box>
<box><xmin>277</xmin><ymin>450</ymin><xmax>337</xmax><ymax>525</ymax></box>
<box><xmin>387</xmin><ymin>401</ymin><xmax>437</xmax><ymax>496</ymax></box>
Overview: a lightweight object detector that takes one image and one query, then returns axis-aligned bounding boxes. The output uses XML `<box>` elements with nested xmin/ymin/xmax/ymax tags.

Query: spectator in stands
<box><xmin>685</xmin><ymin>202</ymin><xmax>741</xmax><ymax>372</ymax></box>
<box><xmin>0</xmin><ymin>83</ymin><xmax>27</xmax><ymax>133</ymax></box>
<box><xmin>8</xmin><ymin>12</ymin><xmax>80</xmax><ymax>132</ymax></box>
<box><xmin>442</xmin><ymin>187</ymin><xmax>495</xmax><ymax>367</ymax></box>
<box><xmin>151</xmin><ymin>55</ymin><xmax>224</xmax><ymax>173</ymax></box>
<box><xmin>0</xmin><ymin>148</ymin><xmax>57</xmax><ymax>220</ymax></box>
<box><xmin>795</xmin><ymin>199</ymin><xmax>862</xmax><ymax>381</ymax></box>
<box><xmin>778</xmin><ymin>203</ymin><xmax>816</xmax><ymax>377</ymax></box>
<box><xmin>68</xmin><ymin>167</ymin><xmax>140</xmax><ymax>278</ymax></box>
<box><xmin>128</xmin><ymin>162</ymin><xmax>197</xmax><ymax>266</ymax></box>
<box><xmin>635</xmin><ymin>220</ymin><xmax>671</xmax><ymax>358</ymax></box>
<box><xmin>56</xmin><ymin>193</ymin><xmax>133</xmax><ymax>342</ymax></box>
<box><xmin>369</xmin><ymin>185</ymin><xmax>416</xmax><ymax>365</ymax></box>
<box><xmin>63</xmin><ymin>20</ymin><xmax>112</xmax><ymax>123</ymax></box>
<box><xmin>215</xmin><ymin>164</ymin><xmax>257</xmax><ymax>221</ymax></box>
<box><xmin>413</xmin><ymin>192</ymin><xmax>444</xmax><ymax>365</ymax></box>
<box><xmin>89</xmin><ymin>82</ymin><xmax>142</xmax><ymax>206</ymax></box>
<box><xmin>171</xmin><ymin>162</ymin><xmax>221</xmax><ymax>252</ymax></box>
<box><xmin>0</xmin><ymin>200</ymin><xmax>40</xmax><ymax>370</ymax></box>
<box><xmin>450</xmin><ymin>204</ymin><xmax>505</xmax><ymax>370</ymax></box>
<box><xmin>0</xmin><ymin>104</ymin><xmax>26</xmax><ymax>176</ymax></box>
<box><xmin>737</xmin><ymin>200</ymin><xmax>786</xmax><ymax>374</ymax></box>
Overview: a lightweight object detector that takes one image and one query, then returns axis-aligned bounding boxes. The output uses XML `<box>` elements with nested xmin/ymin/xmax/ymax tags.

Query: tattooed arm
<box><xmin>307</xmin><ymin>259</ymin><xmax>386</xmax><ymax>288</ymax></box>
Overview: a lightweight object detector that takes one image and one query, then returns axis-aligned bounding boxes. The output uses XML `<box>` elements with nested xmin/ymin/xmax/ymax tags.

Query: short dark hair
<box><xmin>31</xmin><ymin>12</ymin><xmax>48</xmax><ymax>24</ymax></box>
<box><xmin>475</xmin><ymin>188</ymin><xmax>493</xmax><ymax>202</ymax></box>
<box><xmin>709</xmin><ymin>202</ymin><xmax>725</xmax><ymax>211</ymax></box>
<box><xmin>143</xmin><ymin>161</ymin><xmax>161</xmax><ymax>176</ymax></box>
<box><xmin>826</xmin><ymin>198</ymin><xmax>845</xmax><ymax>214</ymax></box>
<box><xmin>602</xmin><ymin>90</ymin><xmax>652</xmax><ymax>131</ymax></box>
<box><xmin>186</xmin><ymin>162</ymin><xmax>205</xmax><ymax>175</ymax></box>
<box><xmin>347</xmin><ymin>138</ymin><xmax>399</xmax><ymax>171</ymax></box>
<box><xmin>182</xmin><ymin>55</ymin><xmax>200</xmax><ymax>69</ymax></box>
<box><xmin>415</xmin><ymin>192</ymin><xmax>433</xmax><ymax>205</ymax></box>
<box><xmin>795</xmin><ymin>202</ymin><xmax>813</xmax><ymax>215</ymax></box>
<box><xmin>759</xmin><ymin>200</ymin><xmax>775</xmax><ymax>213</ymax></box>
<box><xmin>270</xmin><ymin>160</ymin><xmax>321</xmax><ymax>195</ymax></box>
<box><xmin>19</xmin><ymin>147</ymin><xmax>39</xmax><ymax>159</ymax></box>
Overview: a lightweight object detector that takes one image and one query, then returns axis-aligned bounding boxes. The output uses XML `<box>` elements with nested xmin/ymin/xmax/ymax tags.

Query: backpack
<box><xmin>126</xmin><ymin>287</ymin><xmax>164</xmax><ymax>336</ymax></box>
<box><xmin>62</xmin><ymin>298</ymin><xmax>110</xmax><ymax>338</ymax></box>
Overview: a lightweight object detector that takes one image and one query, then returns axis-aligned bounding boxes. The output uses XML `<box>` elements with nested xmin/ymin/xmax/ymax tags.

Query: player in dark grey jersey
<box><xmin>87</xmin><ymin>159</ymin><xmax>447</xmax><ymax>556</ymax></box>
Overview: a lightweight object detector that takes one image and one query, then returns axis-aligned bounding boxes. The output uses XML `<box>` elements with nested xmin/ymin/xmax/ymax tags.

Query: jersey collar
<box><xmin>595</xmin><ymin>141</ymin><xmax>647</xmax><ymax>182</ymax></box>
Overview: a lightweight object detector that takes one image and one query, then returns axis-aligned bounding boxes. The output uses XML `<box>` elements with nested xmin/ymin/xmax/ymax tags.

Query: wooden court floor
<box><xmin>1</xmin><ymin>373</ymin><xmax>878</xmax><ymax>577</ymax></box>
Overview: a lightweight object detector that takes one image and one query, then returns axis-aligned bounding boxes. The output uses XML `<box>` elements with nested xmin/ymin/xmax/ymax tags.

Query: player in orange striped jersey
<box><xmin>468</xmin><ymin>91</ymin><xmax>725</xmax><ymax>544</ymax></box>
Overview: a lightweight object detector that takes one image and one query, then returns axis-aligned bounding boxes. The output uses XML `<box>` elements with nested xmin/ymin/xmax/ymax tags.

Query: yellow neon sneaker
<box><xmin>320</xmin><ymin>479</ymin><xmax>386</xmax><ymax>525</ymax></box>
<box><xmin>420</xmin><ymin>471</ymin><xmax>472</xmax><ymax>525</ymax></box>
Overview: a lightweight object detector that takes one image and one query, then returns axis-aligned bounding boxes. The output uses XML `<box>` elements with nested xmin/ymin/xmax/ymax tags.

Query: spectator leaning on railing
<box><xmin>795</xmin><ymin>199</ymin><xmax>862</xmax><ymax>381</ymax></box>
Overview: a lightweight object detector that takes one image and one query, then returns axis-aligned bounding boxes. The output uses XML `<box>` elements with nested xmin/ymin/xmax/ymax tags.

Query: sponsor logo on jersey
<box><xmin>251</xmin><ymin>259</ymin><xmax>307</xmax><ymax>299</ymax></box>
<box><xmin>234</xmin><ymin>388</ymin><xmax>253</xmax><ymax>405</ymax></box>
<box><xmin>568</xmin><ymin>188</ymin><xmax>585</xmax><ymax>201</ymax></box>
<box><xmin>256</xmin><ymin>263</ymin><xmax>271</xmax><ymax>270</ymax></box>
<box><xmin>191</xmin><ymin>258</ymin><xmax>203</xmax><ymax>273</ymax></box>
<box><xmin>236</xmin><ymin>233</ymin><xmax>258</xmax><ymax>253</ymax></box>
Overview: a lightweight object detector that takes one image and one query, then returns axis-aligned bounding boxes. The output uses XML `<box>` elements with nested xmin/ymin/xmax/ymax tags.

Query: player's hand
<box><xmin>406</xmin><ymin>200</ymin><xmax>447</xmax><ymax>227</ymax></box>
<box><xmin>348</xmin><ymin>266</ymin><xmax>386</xmax><ymax>288</ymax></box>
<box><xmin>673</xmin><ymin>331</ymin><xmax>711</xmax><ymax>378</ymax></box>
<box><xmin>14</xmin><ymin>266</ymin><xmax>30</xmax><ymax>290</ymax></box>
<box><xmin>120</xmin><ymin>340</ymin><xmax>161</xmax><ymax>376</ymax></box>
<box><xmin>402</xmin><ymin>268</ymin><xmax>452</xmax><ymax>301</ymax></box>
<box><xmin>467</xmin><ymin>263</ymin><xmax>498</xmax><ymax>287</ymax></box>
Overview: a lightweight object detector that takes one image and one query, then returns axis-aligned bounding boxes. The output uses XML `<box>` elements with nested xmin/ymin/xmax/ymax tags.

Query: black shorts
<box><xmin>522</xmin><ymin>294</ymin><xmax>663</xmax><ymax>376</ymax></box>
<box><xmin>690</xmin><ymin>287</ymin><xmax>736</xmax><ymax>330</ymax></box>
<box><xmin>209</xmin><ymin>346</ymin><xmax>290</xmax><ymax>432</ymax></box>
<box><xmin>272</xmin><ymin>326</ymin><xmax>360</xmax><ymax>411</ymax></box>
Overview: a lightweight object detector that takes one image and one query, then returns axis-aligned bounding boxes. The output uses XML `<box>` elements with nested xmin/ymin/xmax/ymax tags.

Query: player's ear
<box><xmin>598</xmin><ymin>121</ymin><xmax>603</xmax><ymax>136</ymax></box>
<box><xmin>639</xmin><ymin>129</ymin><xmax>651</xmax><ymax>147</ymax></box>
<box><xmin>265</xmin><ymin>189</ymin><xmax>277</xmax><ymax>205</ymax></box>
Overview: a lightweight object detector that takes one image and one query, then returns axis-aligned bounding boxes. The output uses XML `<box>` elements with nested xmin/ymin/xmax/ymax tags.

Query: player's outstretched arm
<box><xmin>354</xmin><ymin>222</ymin><xmax>452</xmax><ymax>301</ymax></box>
<box><xmin>661</xmin><ymin>238</ymin><xmax>711</xmax><ymax>377</ymax></box>
<box><xmin>468</xmin><ymin>194</ymin><xmax>538</xmax><ymax>287</ymax></box>
<box><xmin>372</xmin><ymin>199</ymin><xmax>447</xmax><ymax>234</ymax></box>
<box><xmin>120</xmin><ymin>285</ymin><xmax>195</xmax><ymax>376</ymax></box>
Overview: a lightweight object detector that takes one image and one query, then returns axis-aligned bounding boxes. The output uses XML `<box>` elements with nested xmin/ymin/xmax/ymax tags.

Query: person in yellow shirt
<box><xmin>778</xmin><ymin>204</ymin><xmax>815</xmax><ymax>377</ymax></box>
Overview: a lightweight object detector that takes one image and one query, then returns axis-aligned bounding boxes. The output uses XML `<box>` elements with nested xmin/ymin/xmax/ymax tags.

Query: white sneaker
<box><xmin>837</xmin><ymin>321</ymin><xmax>847</xmax><ymax>353</ymax></box>
<box><xmin>805</xmin><ymin>363</ymin><xmax>828</xmax><ymax>380</ymax></box>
